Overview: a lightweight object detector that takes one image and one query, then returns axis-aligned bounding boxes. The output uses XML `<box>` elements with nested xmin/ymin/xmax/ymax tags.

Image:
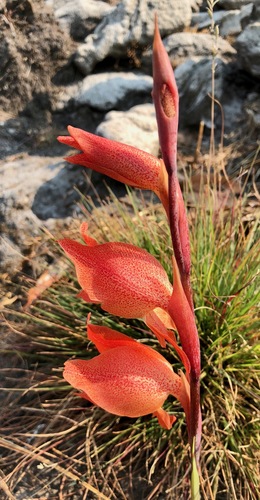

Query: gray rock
<box><xmin>96</xmin><ymin>104</ymin><xmax>159</xmax><ymax>155</ymax></box>
<box><xmin>74</xmin><ymin>72</ymin><xmax>153</xmax><ymax>111</ymax></box>
<box><xmin>191</xmin><ymin>3</ymin><xmax>256</xmax><ymax>35</ymax></box>
<box><xmin>163</xmin><ymin>32</ymin><xmax>236</xmax><ymax>66</ymax></box>
<box><xmin>241</xmin><ymin>2</ymin><xmax>260</xmax><ymax>28</ymax></box>
<box><xmin>244</xmin><ymin>92</ymin><xmax>260</xmax><ymax>131</ymax></box>
<box><xmin>190</xmin><ymin>0</ymin><xmax>203</xmax><ymax>12</ymax></box>
<box><xmin>175</xmin><ymin>57</ymin><xmax>227</xmax><ymax>127</ymax></box>
<box><xmin>1</xmin><ymin>155</ymin><xmax>65</xmax><ymax>205</ymax></box>
<box><xmin>53</xmin><ymin>82</ymin><xmax>80</xmax><ymax>111</ymax></box>
<box><xmin>31</xmin><ymin>164</ymin><xmax>89</xmax><ymax>220</ymax></box>
<box><xmin>45</xmin><ymin>0</ymin><xmax>68</xmax><ymax>8</ymax></box>
<box><xmin>0</xmin><ymin>154</ymin><xmax>88</xmax><ymax>225</ymax></box>
<box><xmin>236</xmin><ymin>22</ymin><xmax>260</xmax><ymax>77</ymax></box>
<box><xmin>220</xmin><ymin>94</ymin><xmax>245</xmax><ymax>131</ymax></box>
<box><xmin>175</xmin><ymin>58</ymin><xmax>247</xmax><ymax>131</ymax></box>
<box><xmin>55</xmin><ymin>0</ymin><xmax>113</xmax><ymax>22</ymax></box>
<box><xmin>0</xmin><ymin>151</ymin><xmax>91</xmax><ymax>273</ymax></box>
<box><xmin>191</xmin><ymin>9</ymin><xmax>239</xmax><ymax>31</ymax></box>
<box><xmin>141</xmin><ymin>31</ymin><xmax>236</xmax><ymax>73</ymax></box>
<box><xmin>190</xmin><ymin>12</ymin><xmax>210</xmax><ymax>28</ymax></box>
<box><xmin>252</xmin><ymin>1</ymin><xmax>260</xmax><ymax>21</ymax></box>
<box><xmin>220</xmin><ymin>3</ymin><xmax>254</xmax><ymax>36</ymax></box>
<box><xmin>0</xmin><ymin>191</ymin><xmax>42</xmax><ymax>273</ymax></box>
<box><xmin>74</xmin><ymin>0</ymin><xmax>192</xmax><ymax>75</ymax></box>
<box><xmin>50</xmin><ymin>0</ymin><xmax>114</xmax><ymax>40</ymax></box>
<box><xmin>218</xmin><ymin>0</ymin><xmax>255</xmax><ymax>9</ymax></box>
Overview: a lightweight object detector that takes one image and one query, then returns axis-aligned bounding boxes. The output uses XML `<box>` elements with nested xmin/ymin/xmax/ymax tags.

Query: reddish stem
<box><xmin>168</xmin><ymin>257</ymin><xmax>201</xmax><ymax>462</ymax></box>
<box><xmin>152</xmin><ymin>16</ymin><xmax>193</xmax><ymax>309</ymax></box>
<box><xmin>153</xmin><ymin>16</ymin><xmax>201</xmax><ymax>462</ymax></box>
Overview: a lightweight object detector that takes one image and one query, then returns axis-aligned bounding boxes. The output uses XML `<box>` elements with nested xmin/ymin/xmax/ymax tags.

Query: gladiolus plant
<box><xmin>58</xmin><ymin>17</ymin><xmax>202</xmax><ymax>499</ymax></box>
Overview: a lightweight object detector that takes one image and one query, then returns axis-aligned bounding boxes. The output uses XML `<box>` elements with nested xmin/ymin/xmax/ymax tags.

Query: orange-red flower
<box><xmin>63</xmin><ymin>323</ymin><xmax>190</xmax><ymax>429</ymax></box>
<box><xmin>59</xmin><ymin>222</ymin><xmax>173</xmax><ymax>327</ymax></box>
<box><xmin>57</xmin><ymin>126</ymin><xmax>169</xmax><ymax>213</ymax></box>
<box><xmin>59</xmin><ymin>223</ymin><xmax>191</xmax><ymax>368</ymax></box>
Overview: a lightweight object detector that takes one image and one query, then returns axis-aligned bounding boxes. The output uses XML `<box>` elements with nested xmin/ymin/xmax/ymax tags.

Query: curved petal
<box><xmin>59</xmin><ymin>234</ymin><xmax>172</xmax><ymax>319</ymax></box>
<box><xmin>144</xmin><ymin>307</ymin><xmax>176</xmax><ymax>347</ymax></box>
<box><xmin>153</xmin><ymin>307</ymin><xmax>176</xmax><ymax>330</ymax></box>
<box><xmin>153</xmin><ymin>407</ymin><xmax>176</xmax><ymax>430</ymax></box>
<box><xmin>77</xmin><ymin>289</ymin><xmax>100</xmax><ymax>303</ymax></box>
<box><xmin>145</xmin><ymin>310</ymin><xmax>191</xmax><ymax>378</ymax></box>
<box><xmin>87</xmin><ymin>323</ymin><xmax>136</xmax><ymax>353</ymax></box>
<box><xmin>63</xmin><ymin>343</ymin><xmax>184</xmax><ymax>424</ymax></box>
<box><xmin>80</xmin><ymin>222</ymin><xmax>98</xmax><ymax>246</ymax></box>
<box><xmin>58</xmin><ymin>135</ymin><xmax>79</xmax><ymax>148</ymax></box>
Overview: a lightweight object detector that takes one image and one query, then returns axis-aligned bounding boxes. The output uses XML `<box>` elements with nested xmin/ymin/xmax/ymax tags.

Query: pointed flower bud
<box><xmin>64</xmin><ymin>324</ymin><xmax>190</xmax><ymax>429</ymax></box>
<box><xmin>57</xmin><ymin>126</ymin><xmax>169</xmax><ymax>212</ymax></box>
<box><xmin>152</xmin><ymin>15</ymin><xmax>179</xmax><ymax>174</ymax></box>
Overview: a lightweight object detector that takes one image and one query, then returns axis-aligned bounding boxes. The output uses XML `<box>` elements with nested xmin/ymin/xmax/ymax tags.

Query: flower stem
<box><xmin>153</xmin><ymin>14</ymin><xmax>202</xmax><ymax>495</ymax></box>
<box><xmin>191</xmin><ymin>437</ymin><xmax>201</xmax><ymax>499</ymax></box>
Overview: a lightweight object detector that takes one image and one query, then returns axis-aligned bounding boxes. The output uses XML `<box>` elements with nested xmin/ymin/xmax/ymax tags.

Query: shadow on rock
<box><xmin>31</xmin><ymin>164</ymin><xmax>90</xmax><ymax>220</ymax></box>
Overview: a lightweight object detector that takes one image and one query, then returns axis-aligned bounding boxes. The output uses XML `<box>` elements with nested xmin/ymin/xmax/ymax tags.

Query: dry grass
<box><xmin>0</xmin><ymin>142</ymin><xmax>259</xmax><ymax>499</ymax></box>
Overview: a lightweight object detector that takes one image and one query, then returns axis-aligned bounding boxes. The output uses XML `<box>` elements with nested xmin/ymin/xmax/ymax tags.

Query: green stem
<box><xmin>191</xmin><ymin>437</ymin><xmax>201</xmax><ymax>499</ymax></box>
<box><xmin>190</xmin><ymin>373</ymin><xmax>201</xmax><ymax>465</ymax></box>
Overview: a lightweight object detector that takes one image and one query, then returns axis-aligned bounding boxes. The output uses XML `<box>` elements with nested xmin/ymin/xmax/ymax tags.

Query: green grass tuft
<box><xmin>0</xmin><ymin>171</ymin><xmax>259</xmax><ymax>499</ymax></box>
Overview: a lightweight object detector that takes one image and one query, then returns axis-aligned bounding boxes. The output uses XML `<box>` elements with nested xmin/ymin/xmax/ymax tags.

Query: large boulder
<box><xmin>74</xmin><ymin>0</ymin><xmax>193</xmax><ymax>74</ymax></box>
<box><xmin>244</xmin><ymin>92</ymin><xmax>260</xmax><ymax>132</ymax></box>
<box><xmin>191</xmin><ymin>10</ymin><xmax>239</xmax><ymax>31</ymax></box>
<box><xmin>191</xmin><ymin>4</ymin><xmax>254</xmax><ymax>36</ymax></box>
<box><xmin>96</xmin><ymin>104</ymin><xmax>159</xmax><ymax>155</ymax></box>
<box><xmin>175</xmin><ymin>57</ymin><xmax>250</xmax><ymax>131</ymax></box>
<box><xmin>236</xmin><ymin>22</ymin><xmax>260</xmax><ymax>78</ymax></box>
<box><xmin>162</xmin><ymin>32</ymin><xmax>236</xmax><ymax>65</ymax></box>
<box><xmin>219</xmin><ymin>3</ymin><xmax>254</xmax><ymax>37</ymax></box>
<box><xmin>31</xmin><ymin>164</ymin><xmax>90</xmax><ymax>220</ymax></box>
<box><xmin>141</xmin><ymin>32</ymin><xmax>236</xmax><ymax>72</ymax></box>
<box><xmin>48</xmin><ymin>0</ymin><xmax>115</xmax><ymax>40</ymax></box>
<box><xmin>218</xmin><ymin>0</ymin><xmax>256</xmax><ymax>8</ymax></box>
<box><xmin>0</xmin><ymin>153</ymin><xmax>89</xmax><ymax>224</ymax></box>
<box><xmin>175</xmin><ymin>57</ymin><xmax>228</xmax><ymax>127</ymax></box>
<box><xmin>73</xmin><ymin>72</ymin><xmax>153</xmax><ymax>111</ymax></box>
<box><xmin>0</xmin><ymin>154</ymin><xmax>76</xmax><ymax>273</ymax></box>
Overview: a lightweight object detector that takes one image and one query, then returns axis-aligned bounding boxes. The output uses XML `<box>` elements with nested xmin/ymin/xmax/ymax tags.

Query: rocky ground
<box><xmin>0</xmin><ymin>0</ymin><xmax>259</xmax><ymax>279</ymax></box>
